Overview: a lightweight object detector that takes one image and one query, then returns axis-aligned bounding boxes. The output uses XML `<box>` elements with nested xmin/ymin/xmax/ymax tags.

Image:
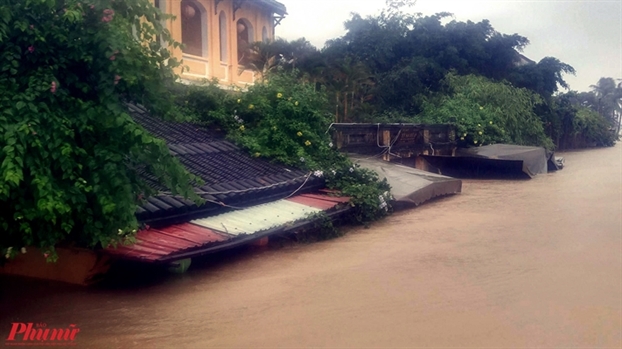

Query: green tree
<box><xmin>0</xmin><ymin>0</ymin><xmax>199</xmax><ymax>260</ymax></box>
<box><xmin>418</xmin><ymin>73</ymin><xmax>554</xmax><ymax>149</ymax></box>
<box><xmin>320</xmin><ymin>6</ymin><xmax>535</xmax><ymax>116</ymax></box>
<box><xmin>509</xmin><ymin>57</ymin><xmax>576</xmax><ymax>98</ymax></box>
<box><xmin>551</xmin><ymin>91</ymin><xmax>618</xmax><ymax>148</ymax></box>
<box><xmin>590</xmin><ymin>77</ymin><xmax>621</xmax><ymax>128</ymax></box>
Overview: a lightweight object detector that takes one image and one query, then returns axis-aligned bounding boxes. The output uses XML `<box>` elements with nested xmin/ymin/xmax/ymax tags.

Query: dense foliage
<box><xmin>174</xmin><ymin>73</ymin><xmax>392</xmax><ymax>224</ymax></box>
<box><xmin>418</xmin><ymin>74</ymin><xmax>554</xmax><ymax>149</ymax></box>
<box><xmin>243</xmin><ymin>0</ymin><xmax>617</xmax><ymax>150</ymax></box>
<box><xmin>0</xmin><ymin>0</ymin><xmax>199</xmax><ymax>260</ymax></box>
<box><xmin>543</xmin><ymin>92</ymin><xmax>618</xmax><ymax>148</ymax></box>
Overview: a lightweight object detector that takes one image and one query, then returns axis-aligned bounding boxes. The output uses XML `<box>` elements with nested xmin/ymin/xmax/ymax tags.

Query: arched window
<box><xmin>236</xmin><ymin>18</ymin><xmax>254</xmax><ymax>66</ymax></box>
<box><xmin>262</xmin><ymin>26</ymin><xmax>268</xmax><ymax>43</ymax></box>
<box><xmin>219</xmin><ymin>11</ymin><xmax>228</xmax><ymax>62</ymax></box>
<box><xmin>180</xmin><ymin>0</ymin><xmax>207</xmax><ymax>57</ymax></box>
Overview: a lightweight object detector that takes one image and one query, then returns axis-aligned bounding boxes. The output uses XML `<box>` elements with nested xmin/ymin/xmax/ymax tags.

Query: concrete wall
<box><xmin>158</xmin><ymin>0</ymin><xmax>276</xmax><ymax>87</ymax></box>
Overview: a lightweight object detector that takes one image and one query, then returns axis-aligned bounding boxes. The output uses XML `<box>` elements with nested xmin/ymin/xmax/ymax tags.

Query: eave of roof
<box><xmin>257</xmin><ymin>0</ymin><xmax>287</xmax><ymax>15</ymax></box>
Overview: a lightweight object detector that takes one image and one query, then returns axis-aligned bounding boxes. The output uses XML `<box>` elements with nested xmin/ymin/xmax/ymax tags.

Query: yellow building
<box><xmin>154</xmin><ymin>0</ymin><xmax>287</xmax><ymax>87</ymax></box>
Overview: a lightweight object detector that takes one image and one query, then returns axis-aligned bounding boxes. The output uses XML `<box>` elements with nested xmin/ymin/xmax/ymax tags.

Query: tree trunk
<box><xmin>351</xmin><ymin>91</ymin><xmax>355</xmax><ymax>120</ymax></box>
<box><xmin>343</xmin><ymin>92</ymin><xmax>348</xmax><ymax>122</ymax></box>
<box><xmin>335</xmin><ymin>93</ymin><xmax>342</xmax><ymax>123</ymax></box>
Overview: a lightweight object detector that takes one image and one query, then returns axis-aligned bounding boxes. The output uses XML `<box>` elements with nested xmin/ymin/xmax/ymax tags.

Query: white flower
<box><xmin>237</xmin><ymin>118</ymin><xmax>244</xmax><ymax>124</ymax></box>
<box><xmin>313</xmin><ymin>170</ymin><xmax>324</xmax><ymax>178</ymax></box>
<box><xmin>21</xmin><ymin>247</ymin><xmax>26</xmax><ymax>254</ymax></box>
<box><xmin>117</xmin><ymin>229</ymin><xmax>123</xmax><ymax>235</ymax></box>
<box><xmin>331</xmin><ymin>169</ymin><xmax>336</xmax><ymax>175</ymax></box>
<box><xmin>4</xmin><ymin>254</ymin><xmax>9</xmax><ymax>259</ymax></box>
<box><xmin>300</xmin><ymin>157</ymin><xmax>305</xmax><ymax>162</ymax></box>
<box><xmin>349</xmin><ymin>168</ymin><xmax>354</xmax><ymax>173</ymax></box>
<box><xmin>328</xmin><ymin>142</ymin><xmax>333</xmax><ymax>148</ymax></box>
<box><xmin>383</xmin><ymin>191</ymin><xmax>389</xmax><ymax>197</ymax></box>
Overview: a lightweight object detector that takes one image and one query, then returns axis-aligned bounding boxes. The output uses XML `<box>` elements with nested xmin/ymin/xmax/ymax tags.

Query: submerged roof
<box><xmin>128</xmin><ymin>104</ymin><xmax>323</xmax><ymax>226</ymax></box>
<box><xmin>106</xmin><ymin>194</ymin><xmax>349</xmax><ymax>262</ymax></box>
<box><xmin>350</xmin><ymin>156</ymin><xmax>462</xmax><ymax>209</ymax></box>
<box><xmin>421</xmin><ymin>144</ymin><xmax>554</xmax><ymax>178</ymax></box>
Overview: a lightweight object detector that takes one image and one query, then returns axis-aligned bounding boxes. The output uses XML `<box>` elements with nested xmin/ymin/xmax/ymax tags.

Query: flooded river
<box><xmin>1</xmin><ymin>145</ymin><xmax>621</xmax><ymax>348</ymax></box>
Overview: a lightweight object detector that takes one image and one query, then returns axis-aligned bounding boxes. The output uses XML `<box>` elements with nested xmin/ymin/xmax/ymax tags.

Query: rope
<box><xmin>284</xmin><ymin>172</ymin><xmax>313</xmax><ymax>199</ymax></box>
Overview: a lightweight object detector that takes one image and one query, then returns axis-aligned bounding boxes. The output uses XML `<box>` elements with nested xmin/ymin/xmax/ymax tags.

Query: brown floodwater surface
<box><xmin>1</xmin><ymin>145</ymin><xmax>621</xmax><ymax>348</ymax></box>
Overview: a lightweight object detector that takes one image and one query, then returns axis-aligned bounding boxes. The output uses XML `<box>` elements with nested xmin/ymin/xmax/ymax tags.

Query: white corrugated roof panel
<box><xmin>191</xmin><ymin>199</ymin><xmax>323</xmax><ymax>236</ymax></box>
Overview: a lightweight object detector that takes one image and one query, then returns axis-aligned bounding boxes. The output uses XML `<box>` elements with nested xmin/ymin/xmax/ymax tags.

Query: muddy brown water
<box><xmin>1</xmin><ymin>145</ymin><xmax>621</xmax><ymax>348</ymax></box>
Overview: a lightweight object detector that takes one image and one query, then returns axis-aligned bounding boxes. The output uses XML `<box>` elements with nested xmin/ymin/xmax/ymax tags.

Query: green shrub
<box><xmin>573</xmin><ymin>107</ymin><xmax>617</xmax><ymax>147</ymax></box>
<box><xmin>0</xmin><ymin>0</ymin><xmax>199</xmax><ymax>261</ymax></box>
<box><xmin>418</xmin><ymin>73</ymin><xmax>554</xmax><ymax>149</ymax></box>
<box><xmin>175</xmin><ymin>72</ymin><xmax>392</xmax><ymax>225</ymax></box>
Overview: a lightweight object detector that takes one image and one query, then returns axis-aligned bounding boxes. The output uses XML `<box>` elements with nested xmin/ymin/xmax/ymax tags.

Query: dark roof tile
<box><xmin>129</xmin><ymin>104</ymin><xmax>324</xmax><ymax>223</ymax></box>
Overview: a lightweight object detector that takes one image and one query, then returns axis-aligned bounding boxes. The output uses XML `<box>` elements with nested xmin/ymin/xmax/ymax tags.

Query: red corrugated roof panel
<box><xmin>136</xmin><ymin>230</ymin><xmax>196</xmax><ymax>250</ymax></box>
<box><xmin>286</xmin><ymin>196</ymin><xmax>337</xmax><ymax>210</ymax></box>
<box><xmin>154</xmin><ymin>224</ymin><xmax>228</xmax><ymax>245</ymax></box>
<box><xmin>106</xmin><ymin>244</ymin><xmax>168</xmax><ymax>260</ymax></box>
<box><xmin>106</xmin><ymin>223</ymin><xmax>229</xmax><ymax>262</ymax></box>
<box><xmin>287</xmin><ymin>194</ymin><xmax>350</xmax><ymax>209</ymax></box>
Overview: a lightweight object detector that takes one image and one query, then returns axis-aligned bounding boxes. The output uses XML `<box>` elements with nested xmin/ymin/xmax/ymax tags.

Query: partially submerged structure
<box><xmin>350</xmin><ymin>156</ymin><xmax>462</xmax><ymax>210</ymax></box>
<box><xmin>331</xmin><ymin>123</ymin><xmax>457</xmax><ymax>159</ymax></box>
<box><xmin>1</xmin><ymin>105</ymin><xmax>351</xmax><ymax>284</ymax></box>
<box><xmin>418</xmin><ymin>144</ymin><xmax>563</xmax><ymax>179</ymax></box>
<box><xmin>330</xmin><ymin>123</ymin><xmax>463</xmax><ymax>208</ymax></box>
<box><xmin>103</xmin><ymin>104</ymin><xmax>351</xmax><ymax>266</ymax></box>
<box><xmin>329</xmin><ymin>123</ymin><xmax>566</xmax><ymax>213</ymax></box>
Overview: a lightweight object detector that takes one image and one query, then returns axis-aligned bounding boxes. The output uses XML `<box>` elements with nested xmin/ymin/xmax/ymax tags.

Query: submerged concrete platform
<box><xmin>350</xmin><ymin>155</ymin><xmax>463</xmax><ymax>209</ymax></box>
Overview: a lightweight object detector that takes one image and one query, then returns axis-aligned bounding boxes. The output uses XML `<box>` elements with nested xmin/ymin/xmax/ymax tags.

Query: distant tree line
<box><xmin>241</xmin><ymin>0</ymin><xmax>619</xmax><ymax>149</ymax></box>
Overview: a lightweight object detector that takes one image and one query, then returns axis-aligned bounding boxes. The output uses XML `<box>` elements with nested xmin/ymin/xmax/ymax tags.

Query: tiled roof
<box><xmin>128</xmin><ymin>104</ymin><xmax>324</xmax><ymax>226</ymax></box>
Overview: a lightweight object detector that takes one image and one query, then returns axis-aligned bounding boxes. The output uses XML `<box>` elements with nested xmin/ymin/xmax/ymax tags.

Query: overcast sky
<box><xmin>276</xmin><ymin>0</ymin><xmax>621</xmax><ymax>92</ymax></box>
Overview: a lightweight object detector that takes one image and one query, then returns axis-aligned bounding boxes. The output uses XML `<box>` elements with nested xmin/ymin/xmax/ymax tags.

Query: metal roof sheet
<box><xmin>105</xmin><ymin>194</ymin><xmax>349</xmax><ymax>262</ymax></box>
<box><xmin>287</xmin><ymin>194</ymin><xmax>351</xmax><ymax>210</ymax></box>
<box><xmin>191</xmin><ymin>200</ymin><xmax>322</xmax><ymax>236</ymax></box>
